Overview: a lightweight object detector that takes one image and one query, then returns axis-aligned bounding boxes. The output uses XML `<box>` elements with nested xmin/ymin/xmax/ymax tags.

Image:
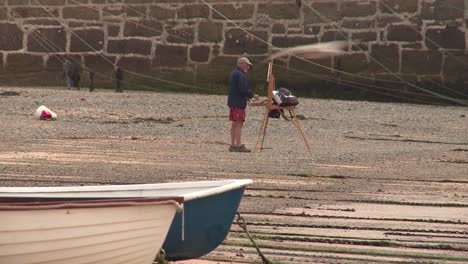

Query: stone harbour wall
<box><xmin>0</xmin><ymin>0</ymin><xmax>467</xmax><ymax>102</ymax></box>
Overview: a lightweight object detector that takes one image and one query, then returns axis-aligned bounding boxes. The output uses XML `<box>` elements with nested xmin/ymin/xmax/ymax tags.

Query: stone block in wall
<box><xmin>6</xmin><ymin>0</ymin><xmax>28</xmax><ymax>5</ymax></box>
<box><xmin>321</xmin><ymin>31</ymin><xmax>348</xmax><ymax>42</ymax></box>
<box><xmin>83</xmin><ymin>54</ymin><xmax>116</xmax><ymax>73</ymax></box>
<box><xmin>212</xmin><ymin>4</ymin><xmax>254</xmax><ymax>20</ymax></box>
<box><xmin>379</xmin><ymin>0</ymin><xmax>418</xmax><ymax>14</ymax></box>
<box><xmin>69</xmin><ymin>21</ymin><xmax>103</xmax><ymax>28</ymax></box>
<box><xmin>28</xmin><ymin>28</ymin><xmax>66</xmax><ymax>52</ymax></box>
<box><xmin>426</xmin><ymin>27</ymin><xmax>465</xmax><ymax>50</ymax></box>
<box><xmin>123</xmin><ymin>0</ymin><xmax>148</xmax><ymax>3</ymax></box>
<box><xmin>117</xmin><ymin>56</ymin><xmax>151</xmax><ymax>72</ymax></box>
<box><xmin>387</xmin><ymin>24</ymin><xmax>421</xmax><ymax>42</ymax></box>
<box><xmin>167</xmin><ymin>26</ymin><xmax>195</xmax><ymax>44</ymax></box>
<box><xmin>335</xmin><ymin>53</ymin><xmax>369</xmax><ymax>73</ymax></box>
<box><xmin>149</xmin><ymin>6</ymin><xmax>175</xmax><ymax>20</ymax></box>
<box><xmin>108</xmin><ymin>39</ymin><xmax>152</xmax><ymax>55</ymax></box>
<box><xmin>63</xmin><ymin>6</ymin><xmax>100</xmax><ymax>20</ymax></box>
<box><xmin>351</xmin><ymin>43</ymin><xmax>369</xmax><ymax>52</ymax></box>
<box><xmin>0</xmin><ymin>23</ymin><xmax>23</xmax><ymax>51</ymax></box>
<box><xmin>443</xmin><ymin>54</ymin><xmax>468</xmax><ymax>76</ymax></box>
<box><xmin>31</xmin><ymin>0</ymin><xmax>65</xmax><ymax>5</ymax></box>
<box><xmin>402</xmin><ymin>42</ymin><xmax>422</xmax><ymax>49</ymax></box>
<box><xmin>402</xmin><ymin>50</ymin><xmax>442</xmax><ymax>74</ymax></box>
<box><xmin>258</xmin><ymin>3</ymin><xmax>300</xmax><ymax>20</ymax></box>
<box><xmin>289</xmin><ymin>56</ymin><xmax>333</xmax><ymax>75</ymax></box>
<box><xmin>342</xmin><ymin>19</ymin><xmax>374</xmax><ymax>29</ymax></box>
<box><xmin>124</xmin><ymin>6</ymin><xmax>147</xmax><ymax>18</ymax></box>
<box><xmin>196</xmin><ymin>55</ymin><xmax>237</xmax><ymax>84</ymax></box>
<box><xmin>422</xmin><ymin>0</ymin><xmax>464</xmax><ymax>20</ymax></box>
<box><xmin>177</xmin><ymin>4</ymin><xmax>209</xmax><ymax>19</ymax></box>
<box><xmin>241</xmin><ymin>22</ymin><xmax>254</xmax><ymax>31</ymax></box>
<box><xmin>287</xmin><ymin>23</ymin><xmax>303</xmax><ymax>34</ymax></box>
<box><xmin>0</xmin><ymin>7</ymin><xmax>7</xmax><ymax>20</ymax></box>
<box><xmin>190</xmin><ymin>45</ymin><xmax>210</xmax><ymax>62</ymax></box>
<box><xmin>341</xmin><ymin>1</ymin><xmax>377</xmax><ymax>18</ymax></box>
<box><xmin>24</xmin><ymin>19</ymin><xmax>61</xmax><ymax>26</ymax></box>
<box><xmin>375</xmin><ymin>16</ymin><xmax>402</xmax><ymax>28</ymax></box>
<box><xmin>90</xmin><ymin>0</ymin><xmax>108</xmax><ymax>5</ymax></box>
<box><xmin>272</xmin><ymin>36</ymin><xmax>317</xmax><ymax>48</ymax></box>
<box><xmin>352</xmin><ymin>31</ymin><xmax>378</xmax><ymax>42</ymax></box>
<box><xmin>6</xmin><ymin>54</ymin><xmax>44</xmax><ymax>73</ymax></box>
<box><xmin>198</xmin><ymin>21</ymin><xmax>223</xmax><ymax>43</ymax></box>
<box><xmin>146</xmin><ymin>68</ymin><xmax>196</xmax><ymax>90</ymax></box>
<box><xmin>272</xmin><ymin>24</ymin><xmax>286</xmax><ymax>34</ymax></box>
<box><xmin>124</xmin><ymin>20</ymin><xmax>163</xmax><ymax>37</ymax></box>
<box><xmin>303</xmin><ymin>2</ymin><xmax>340</xmax><ymax>24</ymax></box>
<box><xmin>369</xmin><ymin>43</ymin><xmax>400</xmax><ymax>73</ymax></box>
<box><xmin>224</xmin><ymin>29</ymin><xmax>268</xmax><ymax>55</ymax></box>
<box><xmin>102</xmin><ymin>5</ymin><xmax>145</xmax><ymax>19</ymax></box>
<box><xmin>71</xmin><ymin>29</ymin><xmax>104</xmax><ymax>52</ymax></box>
<box><xmin>12</xmin><ymin>7</ymin><xmax>60</xmax><ymax>18</ymax></box>
<box><xmin>154</xmin><ymin>45</ymin><xmax>187</xmax><ymax>67</ymax></box>
<box><xmin>107</xmin><ymin>25</ymin><xmax>120</xmax><ymax>37</ymax></box>
<box><xmin>103</xmin><ymin>6</ymin><xmax>124</xmax><ymax>17</ymax></box>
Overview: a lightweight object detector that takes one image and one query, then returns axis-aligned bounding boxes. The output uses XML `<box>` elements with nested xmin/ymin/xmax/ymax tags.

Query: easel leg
<box><xmin>291</xmin><ymin>110</ymin><xmax>313</xmax><ymax>159</ymax></box>
<box><xmin>259</xmin><ymin>110</ymin><xmax>270</xmax><ymax>151</ymax></box>
<box><xmin>255</xmin><ymin>108</ymin><xmax>269</xmax><ymax>150</ymax></box>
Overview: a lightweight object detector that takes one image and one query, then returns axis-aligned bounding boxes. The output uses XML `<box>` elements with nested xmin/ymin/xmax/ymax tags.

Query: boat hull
<box><xmin>0</xmin><ymin>199</ymin><xmax>180</xmax><ymax>264</ymax></box>
<box><xmin>163</xmin><ymin>187</ymin><xmax>245</xmax><ymax>261</ymax></box>
<box><xmin>0</xmin><ymin>179</ymin><xmax>252</xmax><ymax>261</ymax></box>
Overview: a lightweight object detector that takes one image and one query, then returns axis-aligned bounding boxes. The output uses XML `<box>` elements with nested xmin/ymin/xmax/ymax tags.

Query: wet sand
<box><xmin>0</xmin><ymin>87</ymin><xmax>467</xmax><ymax>263</ymax></box>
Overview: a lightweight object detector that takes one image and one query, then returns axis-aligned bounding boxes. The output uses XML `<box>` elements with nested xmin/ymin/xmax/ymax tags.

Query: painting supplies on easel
<box><xmin>249</xmin><ymin>41</ymin><xmax>347</xmax><ymax>159</ymax></box>
<box><xmin>250</xmin><ymin>61</ymin><xmax>313</xmax><ymax>159</ymax></box>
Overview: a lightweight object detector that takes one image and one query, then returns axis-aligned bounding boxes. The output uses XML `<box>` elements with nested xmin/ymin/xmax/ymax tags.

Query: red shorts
<box><xmin>229</xmin><ymin>107</ymin><xmax>245</xmax><ymax>122</ymax></box>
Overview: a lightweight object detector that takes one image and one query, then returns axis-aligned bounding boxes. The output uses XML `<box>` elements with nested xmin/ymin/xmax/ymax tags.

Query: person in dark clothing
<box><xmin>89</xmin><ymin>71</ymin><xmax>95</xmax><ymax>92</ymax></box>
<box><xmin>115</xmin><ymin>67</ymin><xmax>124</xmax><ymax>93</ymax></box>
<box><xmin>227</xmin><ymin>57</ymin><xmax>259</xmax><ymax>152</ymax></box>
<box><xmin>63</xmin><ymin>59</ymin><xmax>73</xmax><ymax>90</ymax></box>
<box><xmin>63</xmin><ymin>59</ymin><xmax>81</xmax><ymax>90</ymax></box>
<box><xmin>71</xmin><ymin>63</ymin><xmax>81</xmax><ymax>90</ymax></box>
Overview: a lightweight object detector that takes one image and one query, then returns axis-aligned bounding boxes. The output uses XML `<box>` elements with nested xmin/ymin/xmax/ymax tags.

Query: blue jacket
<box><xmin>227</xmin><ymin>67</ymin><xmax>253</xmax><ymax>109</ymax></box>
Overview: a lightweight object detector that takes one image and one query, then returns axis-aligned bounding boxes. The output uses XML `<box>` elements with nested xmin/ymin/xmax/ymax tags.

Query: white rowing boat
<box><xmin>0</xmin><ymin>197</ymin><xmax>183</xmax><ymax>264</ymax></box>
<box><xmin>0</xmin><ymin>179</ymin><xmax>252</xmax><ymax>261</ymax></box>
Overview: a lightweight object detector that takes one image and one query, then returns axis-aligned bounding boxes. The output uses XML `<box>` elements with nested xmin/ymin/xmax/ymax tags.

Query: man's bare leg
<box><xmin>230</xmin><ymin>121</ymin><xmax>249</xmax><ymax>152</ymax></box>
<box><xmin>230</xmin><ymin>122</ymin><xmax>237</xmax><ymax>146</ymax></box>
<box><xmin>235</xmin><ymin>121</ymin><xmax>243</xmax><ymax>146</ymax></box>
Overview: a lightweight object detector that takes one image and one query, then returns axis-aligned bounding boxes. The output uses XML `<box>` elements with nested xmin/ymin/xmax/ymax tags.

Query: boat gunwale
<box><xmin>0</xmin><ymin>179</ymin><xmax>253</xmax><ymax>201</ymax></box>
<box><xmin>0</xmin><ymin>197</ymin><xmax>184</xmax><ymax>211</ymax></box>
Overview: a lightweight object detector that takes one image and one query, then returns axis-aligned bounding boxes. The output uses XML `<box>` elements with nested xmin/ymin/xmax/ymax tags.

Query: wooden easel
<box><xmin>249</xmin><ymin>61</ymin><xmax>313</xmax><ymax>159</ymax></box>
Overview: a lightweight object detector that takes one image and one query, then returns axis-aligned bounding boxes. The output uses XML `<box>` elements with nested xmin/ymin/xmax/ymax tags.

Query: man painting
<box><xmin>228</xmin><ymin>57</ymin><xmax>259</xmax><ymax>152</ymax></box>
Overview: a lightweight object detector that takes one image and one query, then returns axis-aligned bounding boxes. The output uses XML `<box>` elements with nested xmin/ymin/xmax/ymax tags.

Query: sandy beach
<box><xmin>0</xmin><ymin>86</ymin><xmax>467</xmax><ymax>263</ymax></box>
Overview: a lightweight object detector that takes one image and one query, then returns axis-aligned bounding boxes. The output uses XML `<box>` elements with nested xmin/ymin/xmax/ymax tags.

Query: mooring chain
<box><xmin>235</xmin><ymin>213</ymin><xmax>273</xmax><ymax>264</ymax></box>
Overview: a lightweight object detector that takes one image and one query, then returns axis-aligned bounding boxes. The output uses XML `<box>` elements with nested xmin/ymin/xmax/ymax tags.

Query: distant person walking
<box><xmin>227</xmin><ymin>57</ymin><xmax>259</xmax><ymax>152</ymax></box>
<box><xmin>89</xmin><ymin>71</ymin><xmax>95</xmax><ymax>92</ymax></box>
<box><xmin>115</xmin><ymin>67</ymin><xmax>124</xmax><ymax>93</ymax></box>
<box><xmin>63</xmin><ymin>59</ymin><xmax>81</xmax><ymax>90</ymax></box>
<box><xmin>63</xmin><ymin>59</ymin><xmax>73</xmax><ymax>90</ymax></box>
